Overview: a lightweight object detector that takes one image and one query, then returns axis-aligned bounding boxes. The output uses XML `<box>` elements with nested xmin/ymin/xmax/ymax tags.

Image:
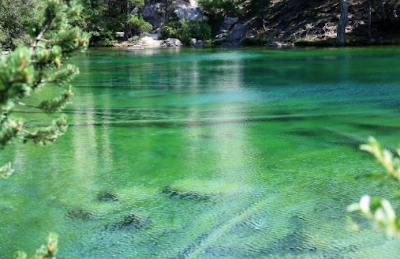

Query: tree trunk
<box><xmin>124</xmin><ymin>0</ymin><xmax>131</xmax><ymax>41</ymax></box>
<box><xmin>368</xmin><ymin>0</ymin><xmax>372</xmax><ymax>39</ymax></box>
<box><xmin>378</xmin><ymin>0</ymin><xmax>386</xmax><ymax>19</ymax></box>
<box><xmin>337</xmin><ymin>0</ymin><xmax>348</xmax><ymax>47</ymax></box>
<box><xmin>165</xmin><ymin>0</ymin><xmax>170</xmax><ymax>21</ymax></box>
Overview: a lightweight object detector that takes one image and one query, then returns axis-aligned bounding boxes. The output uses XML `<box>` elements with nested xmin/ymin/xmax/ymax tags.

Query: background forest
<box><xmin>3</xmin><ymin>0</ymin><xmax>400</xmax><ymax>49</ymax></box>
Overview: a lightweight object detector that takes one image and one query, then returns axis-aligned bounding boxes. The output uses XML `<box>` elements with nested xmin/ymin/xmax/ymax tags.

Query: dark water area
<box><xmin>2</xmin><ymin>47</ymin><xmax>400</xmax><ymax>258</ymax></box>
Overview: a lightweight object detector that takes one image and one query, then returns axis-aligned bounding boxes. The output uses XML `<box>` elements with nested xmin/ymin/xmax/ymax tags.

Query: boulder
<box><xmin>143</xmin><ymin>0</ymin><xmax>202</xmax><ymax>30</ymax></box>
<box><xmin>141</xmin><ymin>32</ymin><xmax>161</xmax><ymax>40</ymax></box>
<box><xmin>194</xmin><ymin>40</ymin><xmax>205</xmax><ymax>47</ymax></box>
<box><xmin>220</xmin><ymin>16</ymin><xmax>239</xmax><ymax>32</ymax></box>
<box><xmin>221</xmin><ymin>42</ymin><xmax>236</xmax><ymax>47</ymax></box>
<box><xmin>131</xmin><ymin>35</ymin><xmax>140</xmax><ymax>40</ymax></box>
<box><xmin>189</xmin><ymin>38</ymin><xmax>197</xmax><ymax>46</ymax></box>
<box><xmin>226</xmin><ymin>23</ymin><xmax>247</xmax><ymax>43</ymax></box>
<box><xmin>173</xmin><ymin>0</ymin><xmax>202</xmax><ymax>21</ymax></box>
<box><xmin>139</xmin><ymin>36</ymin><xmax>163</xmax><ymax>48</ymax></box>
<box><xmin>131</xmin><ymin>37</ymin><xmax>183</xmax><ymax>49</ymax></box>
<box><xmin>213</xmin><ymin>31</ymin><xmax>227</xmax><ymax>45</ymax></box>
<box><xmin>143</xmin><ymin>1</ymin><xmax>166</xmax><ymax>29</ymax></box>
<box><xmin>127</xmin><ymin>45</ymin><xmax>145</xmax><ymax>50</ymax></box>
<box><xmin>266</xmin><ymin>42</ymin><xmax>282</xmax><ymax>48</ymax></box>
<box><xmin>266</xmin><ymin>42</ymin><xmax>293</xmax><ymax>48</ymax></box>
<box><xmin>161</xmin><ymin>38</ymin><xmax>183</xmax><ymax>47</ymax></box>
<box><xmin>115</xmin><ymin>32</ymin><xmax>125</xmax><ymax>38</ymax></box>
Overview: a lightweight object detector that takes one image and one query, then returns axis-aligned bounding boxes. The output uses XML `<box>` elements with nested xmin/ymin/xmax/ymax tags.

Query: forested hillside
<box><xmin>2</xmin><ymin>0</ymin><xmax>400</xmax><ymax>49</ymax></box>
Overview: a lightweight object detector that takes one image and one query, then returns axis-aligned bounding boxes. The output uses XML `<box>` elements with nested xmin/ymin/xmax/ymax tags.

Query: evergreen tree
<box><xmin>15</xmin><ymin>233</ymin><xmax>59</xmax><ymax>259</ymax></box>
<box><xmin>125</xmin><ymin>0</ymin><xmax>152</xmax><ymax>39</ymax></box>
<box><xmin>0</xmin><ymin>0</ymin><xmax>89</xmax><ymax>179</ymax></box>
<box><xmin>0</xmin><ymin>0</ymin><xmax>46</xmax><ymax>48</ymax></box>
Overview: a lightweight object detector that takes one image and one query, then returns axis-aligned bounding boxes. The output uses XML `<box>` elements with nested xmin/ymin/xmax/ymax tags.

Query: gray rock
<box><xmin>266</xmin><ymin>42</ymin><xmax>282</xmax><ymax>48</ymax></box>
<box><xmin>131</xmin><ymin>7</ymin><xmax>140</xmax><ymax>15</ymax></box>
<box><xmin>224</xmin><ymin>16</ymin><xmax>239</xmax><ymax>26</ymax></box>
<box><xmin>66</xmin><ymin>208</ymin><xmax>96</xmax><ymax>221</ymax></box>
<box><xmin>215</xmin><ymin>33</ymin><xmax>226</xmax><ymax>40</ymax></box>
<box><xmin>213</xmin><ymin>37</ymin><xmax>226</xmax><ymax>46</ymax></box>
<box><xmin>219</xmin><ymin>16</ymin><xmax>239</xmax><ymax>33</ymax></box>
<box><xmin>96</xmin><ymin>191</ymin><xmax>118</xmax><ymax>202</ymax></box>
<box><xmin>139</xmin><ymin>36</ymin><xmax>163</xmax><ymax>48</ymax></box>
<box><xmin>194</xmin><ymin>40</ymin><xmax>205</xmax><ymax>47</ymax></box>
<box><xmin>127</xmin><ymin>45</ymin><xmax>145</xmax><ymax>50</ymax></box>
<box><xmin>162</xmin><ymin>186</ymin><xmax>211</xmax><ymax>201</ymax></box>
<box><xmin>226</xmin><ymin>23</ymin><xmax>247</xmax><ymax>43</ymax></box>
<box><xmin>143</xmin><ymin>0</ymin><xmax>202</xmax><ymax>30</ymax></box>
<box><xmin>115</xmin><ymin>32</ymin><xmax>125</xmax><ymax>38</ymax></box>
<box><xmin>161</xmin><ymin>38</ymin><xmax>183</xmax><ymax>47</ymax></box>
<box><xmin>266</xmin><ymin>42</ymin><xmax>293</xmax><ymax>48</ymax></box>
<box><xmin>221</xmin><ymin>42</ymin><xmax>235</xmax><ymax>47</ymax></box>
<box><xmin>173</xmin><ymin>0</ymin><xmax>202</xmax><ymax>21</ymax></box>
<box><xmin>143</xmin><ymin>1</ymin><xmax>165</xmax><ymax>28</ymax></box>
<box><xmin>141</xmin><ymin>32</ymin><xmax>161</xmax><ymax>40</ymax></box>
<box><xmin>190</xmin><ymin>38</ymin><xmax>197</xmax><ymax>46</ymax></box>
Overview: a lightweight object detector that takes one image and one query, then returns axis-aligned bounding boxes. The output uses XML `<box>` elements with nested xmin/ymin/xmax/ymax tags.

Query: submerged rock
<box><xmin>96</xmin><ymin>191</ymin><xmax>119</xmax><ymax>202</ymax></box>
<box><xmin>162</xmin><ymin>179</ymin><xmax>248</xmax><ymax>201</ymax></box>
<box><xmin>162</xmin><ymin>186</ymin><xmax>211</xmax><ymax>201</ymax></box>
<box><xmin>107</xmin><ymin>212</ymin><xmax>152</xmax><ymax>230</ymax></box>
<box><xmin>66</xmin><ymin>208</ymin><xmax>96</xmax><ymax>221</ymax></box>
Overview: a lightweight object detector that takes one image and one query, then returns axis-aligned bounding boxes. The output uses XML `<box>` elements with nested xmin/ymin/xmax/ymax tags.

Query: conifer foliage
<box><xmin>15</xmin><ymin>233</ymin><xmax>59</xmax><ymax>259</ymax></box>
<box><xmin>0</xmin><ymin>0</ymin><xmax>89</xmax><ymax>179</ymax></box>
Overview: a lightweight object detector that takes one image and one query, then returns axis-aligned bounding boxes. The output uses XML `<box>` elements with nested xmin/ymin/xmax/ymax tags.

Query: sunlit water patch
<box><xmin>2</xmin><ymin>47</ymin><xmax>400</xmax><ymax>258</ymax></box>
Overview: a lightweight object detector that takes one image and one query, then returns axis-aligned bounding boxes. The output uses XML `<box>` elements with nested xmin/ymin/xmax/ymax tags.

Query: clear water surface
<box><xmin>2</xmin><ymin>47</ymin><xmax>400</xmax><ymax>258</ymax></box>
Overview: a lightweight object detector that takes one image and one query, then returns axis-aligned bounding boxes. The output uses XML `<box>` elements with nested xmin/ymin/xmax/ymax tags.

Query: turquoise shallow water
<box><xmin>2</xmin><ymin>47</ymin><xmax>400</xmax><ymax>258</ymax></box>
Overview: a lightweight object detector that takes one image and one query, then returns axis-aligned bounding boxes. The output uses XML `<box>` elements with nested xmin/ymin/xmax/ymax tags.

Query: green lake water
<box><xmin>2</xmin><ymin>47</ymin><xmax>400</xmax><ymax>258</ymax></box>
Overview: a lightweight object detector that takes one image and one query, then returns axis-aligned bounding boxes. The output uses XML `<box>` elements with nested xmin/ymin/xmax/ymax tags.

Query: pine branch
<box><xmin>16</xmin><ymin>233</ymin><xmax>58</xmax><ymax>259</ymax></box>
<box><xmin>16</xmin><ymin>101</ymin><xmax>39</xmax><ymax>109</ymax></box>
<box><xmin>30</xmin><ymin>20</ymin><xmax>53</xmax><ymax>52</ymax></box>
<box><xmin>0</xmin><ymin>119</ymin><xmax>23</xmax><ymax>147</ymax></box>
<box><xmin>23</xmin><ymin>117</ymin><xmax>68</xmax><ymax>145</ymax></box>
<box><xmin>0</xmin><ymin>162</ymin><xmax>14</xmax><ymax>179</ymax></box>
<box><xmin>38</xmin><ymin>89</ymin><xmax>72</xmax><ymax>113</ymax></box>
<box><xmin>0</xmin><ymin>0</ymin><xmax>89</xmax><ymax>179</ymax></box>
